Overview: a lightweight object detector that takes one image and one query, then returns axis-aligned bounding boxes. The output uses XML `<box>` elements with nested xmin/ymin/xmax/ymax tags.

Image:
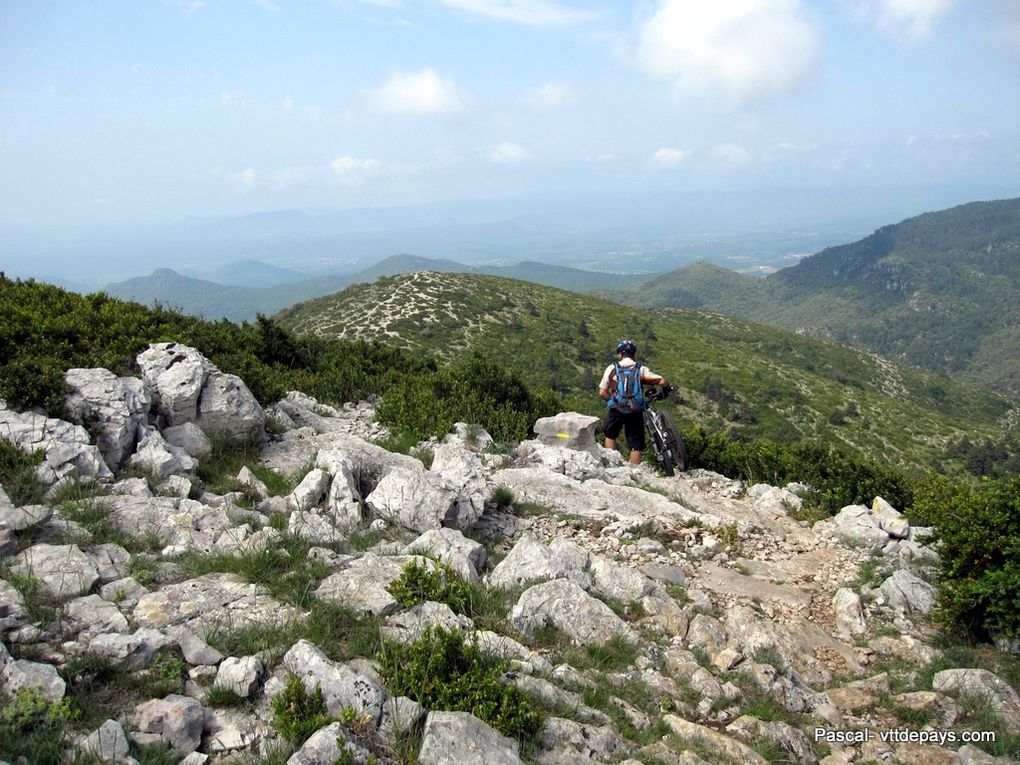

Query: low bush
<box><xmin>272</xmin><ymin>675</ymin><xmax>331</xmax><ymax>745</ymax></box>
<box><xmin>0</xmin><ymin>439</ymin><xmax>46</xmax><ymax>506</ymax></box>
<box><xmin>910</xmin><ymin>475</ymin><xmax>1020</xmax><ymax>641</ymax></box>
<box><xmin>375</xmin><ymin>352</ymin><xmax>560</xmax><ymax>443</ymax></box>
<box><xmin>0</xmin><ymin>688</ymin><xmax>74</xmax><ymax>765</ymax></box>
<box><xmin>684</xmin><ymin>427</ymin><xmax>913</xmax><ymax>514</ymax></box>
<box><xmin>377</xmin><ymin>626</ymin><xmax>543</xmax><ymax>747</ymax></box>
<box><xmin>387</xmin><ymin>559</ymin><xmax>475</xmax><ymax>616</ymax></box>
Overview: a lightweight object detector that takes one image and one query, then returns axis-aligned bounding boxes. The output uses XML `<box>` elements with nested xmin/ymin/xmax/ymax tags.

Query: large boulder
<box><xmin>509</xmin><ymin>578</ymin><xmax>633</xmax><ymax>646</ymax></box>
<box><xmin>417</xmin><ymin>711</ymin><xmax>524</xmax><ymax>765</ymax></box>
<box><xmin>64</xmin><ymin>368</ymin><xmax>151</xmax><ymax>469</ymax></box>
<box><xmin>533</xmin><ymin>412</ymin><xmax>601</xmax><ymax>454</ymax></box>
<box><xmin>487</xmin><ymin>533</ymin><xmax>591</xmax><ymax>590</ymax></box>
<box><xmin>137</xmin><ymin>342</ymin><xmax>264</xmax><ymax>443</ymax></box>
<box><xmin>0</xmin><ymin>405</ymin><xmax>112</xmax><ymax>484</ymax></box>
<box><xmin>366</xmin><ymin>465</ymin><xmax>460</xmax><ymax>532</ymax></box>
<box><xmin>282</xmin><ymin>640</ymin><xmax>387</xmax><ymax>724</ymax></box>
<box><xmin>403</xmin><ymin>528</ymin><xmax>487</xmax><ymax>584</ymax></box>
<box><xmin>133</xmin><ymin>573</ymin><xmax>302</xmax><ymax>634</ymax></box>
<box><xmin>12</xmin><ymin>544</ymin><xmax>101</xmax><ymax>600</ymax></box>
<box><xmin>314</xmin><ymin>555</ymin><xmax>436</xmax><ymax>616</ymax></box>
<box><xmin>880</xmin><ymin>569</ymin><xmax>937</xmax><ymax>615</ymax></box>
<box><xmin>933</xmin><ymin>669</ymin><xmax>1020</xmax><ymax>733</ymax></box>
<box><xmin>131</xmin><ymin>694</ymin><xmax>205</xmax><ymax>755</ymax></box>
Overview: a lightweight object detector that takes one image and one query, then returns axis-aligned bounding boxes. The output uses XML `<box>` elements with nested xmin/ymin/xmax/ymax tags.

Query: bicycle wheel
<box><xmin>651</xmin><ymin>427</ymin><xmax>675</xmax><ymax>476</ymax></box>
<box><xmin>657</xmin><ymin>411</ymin><xmax>689</xmax><ymax>473</ymax></box>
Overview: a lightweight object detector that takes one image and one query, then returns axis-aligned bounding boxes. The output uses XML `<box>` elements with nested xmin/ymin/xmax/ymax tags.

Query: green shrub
<box><xmin>375</xmin><ymin>352</ymin><xmax>560</xmax><ymax>443</ymax></box>
<box><xmin>0</xmin><ymin>439</ymin><xmax>46</xmax><ymax>506</ymax></box>
<box><xmin>910</xmin><ymin>475</ymin><xmax>1020</xmax><ymax>641</ymax></box>
<box><xmin>0</xmin><ymin>688</ymin><xmax>75</xmax><ymax>765</ymax></box>
<box><xmin>272</xmin><ymin>675</ymin><xmax>331</xmax><ymax>745</ymax></box>
<box><xmin>684</xmin><ymin>427</ymin><xmax>913</xmax><ymax>514</ymax></box>
<box><xmin>387</xmin><ymin>560</ymin><xmax>475</xmax><ymax>616</ymax></box>
<box><xmin>377</xmin><ymin>626</ymin><xmax>542</xmax><ymax>746</ymax></box>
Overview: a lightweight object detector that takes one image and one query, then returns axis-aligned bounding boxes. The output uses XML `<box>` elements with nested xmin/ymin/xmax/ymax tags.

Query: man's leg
<box><xmin>629</xmin><ymin>449</ymin><xmax>642</xmax><ymax>465</ymax></box>
<box><xmin>605</xmin><ymin>437</ymin><xmax>617</xmax><ymax>451</ymax></box>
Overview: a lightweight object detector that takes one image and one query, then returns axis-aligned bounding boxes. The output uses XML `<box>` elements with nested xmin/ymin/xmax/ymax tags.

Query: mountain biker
<box><xmin>598</xmin><ymin>339</ymin><xmax>670</xmax><ymax>465</ymax></box>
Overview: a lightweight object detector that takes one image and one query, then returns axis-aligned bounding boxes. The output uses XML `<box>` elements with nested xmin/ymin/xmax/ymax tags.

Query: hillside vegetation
<box><xmin>609</xmin><ymin>198</ymin><xmax>1020</xmax><ymax>400</ymax></box>
<box><xmin>276</xmin><ymin>270</ymin><xmax>1014</xmax><ymax>476</ymax></box>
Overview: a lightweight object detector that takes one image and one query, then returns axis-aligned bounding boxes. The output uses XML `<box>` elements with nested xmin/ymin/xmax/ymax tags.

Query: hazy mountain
<box><xmin>609</xmin><ymin>198</ymin><xmax>1020</xmax><ymax>400</ymax></box>
<box><xmin>183</xmin><ymin>259</ymin><xmax>310</xmax><ymax>287</ymax></box>
<box><xmin>276</xmin><ymin>270</ymin><xmax>1011</xmax><ymax>473</ymax></box>
<box><xmin>103</xmin><ymin>254</ymin><xmax>659</xmax><ymax>322</ymax></box>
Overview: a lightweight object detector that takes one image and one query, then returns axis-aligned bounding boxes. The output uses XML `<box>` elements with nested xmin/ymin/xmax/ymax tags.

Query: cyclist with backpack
<box><xmin>598</xmin><ymin>339</ymin><xmax>670</xmax><ymax>465</ymax></box>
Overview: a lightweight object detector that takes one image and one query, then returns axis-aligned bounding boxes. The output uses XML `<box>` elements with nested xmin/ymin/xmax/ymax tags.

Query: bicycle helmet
<box><xmin>615</xmin><ymin>339</ymin><xmax>637</xmax><ymax>356</ymax></box>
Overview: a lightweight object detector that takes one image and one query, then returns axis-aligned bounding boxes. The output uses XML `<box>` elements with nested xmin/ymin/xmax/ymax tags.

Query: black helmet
<box><xmin>615</xmin><ymin>339</ymin><xmax>637</xmax><ymax>356</ymax></box>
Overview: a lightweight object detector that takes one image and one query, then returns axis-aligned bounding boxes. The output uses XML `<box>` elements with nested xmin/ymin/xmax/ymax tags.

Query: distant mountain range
<box><xmin>276</xmin><ymin>270</ymin><xmax>1012</xmax><ymax>474</ymax></box>
<box><xmin>103</xmin><ymin>255</ymin><xmax>648</xmax><ymax>323</ymax></box>
<box><xmin>105</xmin><ymin>196</ymin><xmax>1020</xmax><ymax>400</ymax></box>
<box><xmin>605</xmin><ymin>198</ymin><xmax>1020</xmax><ymax>400</ymax></box>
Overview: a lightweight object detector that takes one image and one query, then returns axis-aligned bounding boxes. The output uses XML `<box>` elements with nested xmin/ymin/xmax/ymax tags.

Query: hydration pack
<box><xmin>610</xmin><ymin>362</ymin><xmax>645</xmax><ymax>414</ymax></box>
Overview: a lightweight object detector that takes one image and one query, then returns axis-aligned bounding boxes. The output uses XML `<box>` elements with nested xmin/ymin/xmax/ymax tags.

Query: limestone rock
<box><xmin>0</xmin><ymin>405</ymin><xmax>112</xmax><ymax>484</ymax></box>
<box><xmin>163</xmin><ymin>421</ymin><xmax>213</xmax><ymax>459</ymax></box>
<box><xmin>12</xmin><ymin>543</ymin><xmax>100</xmax><ymax>600</ymax></box>
<box><xmin>87</xmin><ymin>628</ymin><xmax>175</xmax><ymax>671</ymax></box>
<box><xmin>64</xmin><ymin>368</ymin><xmax>150</xmax><ymax>469</ymax></box>
<box><xmin>132</xmin><ymin>694</ymin><xmax>205</xmax><ymax>755</ymax></box>
<box><xmin>286</xmin><ymin>722</ymin><xmax>370</xmax><ymax>765</ymax></box>
<box><xmin>663</xmin><ymin>715</ymin><xmax>768</xmax><ymax>765</ymax></box>
<box><xmin>61</xmin><ymin>594</ymin><xmax>130</xmax><ymax>641</ymax></box>
<box><xmin>417</xmin><ymin>711</ymin><xmax>523</xmax><ymax>765</ymax></box>
<box><xmin>510</xmin><ymin>578</ymin><xmax>632</xmax><ymax>646</ymax></box>
<box><xmin>1</xmin><ymin>657</ymin><xmax>66</xmax><ymax>702</ymax></box>
<box><xmin>133</xmin><ymin>573</ymin><xmax>302</xmax><ymax>634</ymax></box>
<box><xmin>403</xmin><ymin>527</ymin><xmax>487</xmax><ymax>584</ymax></box>
<box><xmin>80</xmin><ymin>719</ymin><xmax>131</xmax><ymax>763</ymax></box>
<box><xmin>366</xmin><ymin>465</ymin><xmax>459</xmax><ymax>532</ymax></box>
<box><xmin>287</xmin><ymin>468</ymin><xmax>331</xmax><ymax>513</ymax></box>
<box><xmin>880</xmin><ymin>569</ymin><xmax>937</xmax><ymax>615</ymax></box>
<box><xmin>214</xmin><ymin>655</ymin><xmax>264</xmax><ymax>698</ymax></box>
<box><xmin>314</xmin><ymin>554</ymin><xmax>436</xmax><ymax>616</ymax></box>
<box><xmin>282</xmin><ymin>640</ymin><xmax>387</xmax><ymax>724</ymax></box>
<box><xmin>933</xmin><ymin>669</ymin><xmax>1020</xmax><ymax>732</ymax></box>
<box><xmin>488</xmin><ymin>532</ymin><xmax>591</xmax><ymax>590</ymax></box>
<box><xmin>533</xmin><ymin>412</ymin><xmax>601</xmax><ymax>454</ymax></box>
<box><xmin>138</xmin><ymin>343</ymin><xmax>211</xmax><ymax>427</ymax></box>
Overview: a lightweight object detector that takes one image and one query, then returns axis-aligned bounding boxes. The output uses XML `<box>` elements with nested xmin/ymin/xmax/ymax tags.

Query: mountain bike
<box><xmin>643</xmin><ymin>385</ymin><xmax>689</xmax><ymax>476</ymax></box>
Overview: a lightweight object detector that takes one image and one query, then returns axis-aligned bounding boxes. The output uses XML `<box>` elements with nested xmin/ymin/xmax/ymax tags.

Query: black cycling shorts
<box><xmin>604</xmin><ymin>407</ymin><xmax>645</xmax><ymax>451</ymax></box>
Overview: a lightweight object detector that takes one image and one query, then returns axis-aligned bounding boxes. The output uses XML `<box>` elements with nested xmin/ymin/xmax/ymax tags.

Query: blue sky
<box><xmin>2</xmin><ymin>0</ymin><xmax>1019</xmax><ymax>230</ymax></box>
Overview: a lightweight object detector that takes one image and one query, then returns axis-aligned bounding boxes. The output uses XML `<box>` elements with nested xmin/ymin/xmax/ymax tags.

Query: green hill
<box><xmin>276</xmin><ymin>270</ymin><xmax>1014</xmax><ymax>475</ymax></box>
<box><xmin>610</xmin><ymin>198</ymin><xmax>1020</xmax><ymax>400</ymax></box>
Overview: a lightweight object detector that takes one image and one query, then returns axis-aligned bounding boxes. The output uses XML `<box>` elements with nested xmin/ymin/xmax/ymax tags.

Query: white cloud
<box><xmin>633</xmin><ymin>0</ymin><xmax>820</xmax><ymax>105</ymax></box>
<box><xmin>266</xmin><ymin>165</ymin><xmax>323</xmax><ymax>190</ymax></box>
<box><xmin>714</xmin><ymin>143</ymin><xmax>753</xmax><ymax>166</ymax></box>
<box><xmin>489</xmin><ymin>142</ymin><xmax>532</xmax><ymax>163</ymax></box>
<box><xmin>853</xmin><ymin>0</ymin><xmax>958</xmax><ymax>38</ymax></box>
<box><xmin>649</xmin><ymin>147</ymin><xmax>690</xmax><ymax>170</ymax></box>
<box><xmin>366</xmin><ymin>68</ymin><xmax>467</xmax><ymax>115</ymax></box>
<box><xmin>282</xmin><ymin>96</ymin><xmax>294</xmax><ymax>111</ymax></box>
<box><xmin>439</xmin><ymin>0</ymin><xmax>599</xmax><ymax>27</ymax></box>
<box><xmin>523</xmin><ymin>81</ymin><xmax>575</xmax><ymax>109</ymax></box>
<box><xmin>219</xmin><ymin>90</ymin><xmax>245</xmax><ymax>107</ymax></box>
<box><xmin>231</xmin><ymin>168</ymin><xmax>257</xmax><ymax>191</ymax></box>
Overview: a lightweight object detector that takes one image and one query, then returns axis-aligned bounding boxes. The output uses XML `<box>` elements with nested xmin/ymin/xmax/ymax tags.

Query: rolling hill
<box><xmin>275</xmin><ymin>270</ymin><xmax>1015</xmax><ymax>475</ymax></box>
<box><xmin>103</xmin><ymin>255</ymin><xmax>649</xmax><ymax>322</ymax></box>
<box><xmin>608</xmin><ymin>198</ymin><xmax>1020</xmax><ymax>400</ymax></box>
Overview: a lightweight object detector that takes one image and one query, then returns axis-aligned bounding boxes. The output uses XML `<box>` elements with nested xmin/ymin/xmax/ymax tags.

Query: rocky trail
<box><xmin>1</xmin><ymin>342</ymin><xmax>1017</xmax><ymax>765</ymax></box>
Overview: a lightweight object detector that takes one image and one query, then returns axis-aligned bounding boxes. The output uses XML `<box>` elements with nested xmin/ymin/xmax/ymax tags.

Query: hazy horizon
<box><xmin>3</xmin><ymin>1</ymin><xmax>1020</xmax><ymax>287</ymax></box>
